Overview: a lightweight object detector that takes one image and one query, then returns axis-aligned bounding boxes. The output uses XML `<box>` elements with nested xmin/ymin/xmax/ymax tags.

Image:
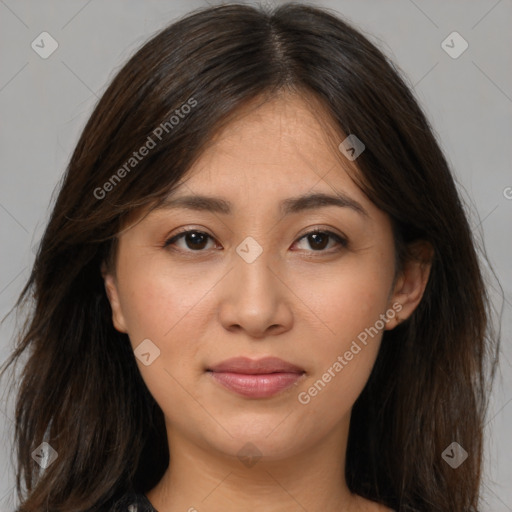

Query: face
<box><xmin>103</xmin><ymin>93</ymin><xmax>427</xmax><ymax>462</ymax></box>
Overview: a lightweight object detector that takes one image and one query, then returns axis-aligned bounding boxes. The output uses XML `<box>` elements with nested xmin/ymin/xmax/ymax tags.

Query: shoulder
<box><xmin>110</xmin><ymin>490</ymin><xmax>157</xmax><ymax>512</ymax></box>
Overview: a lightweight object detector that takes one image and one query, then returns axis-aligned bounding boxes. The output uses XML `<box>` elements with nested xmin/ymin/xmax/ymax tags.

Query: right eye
<box><xmin>163</xmin><ymin>229</ymin><xmax>219</xmax><ymax>252</ymax></box>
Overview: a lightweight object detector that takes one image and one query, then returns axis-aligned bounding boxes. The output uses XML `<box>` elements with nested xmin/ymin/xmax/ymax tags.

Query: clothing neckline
<box><xmin>140</xmin><ymin>493</ymin><xmax>157</xmax><ymax>512</ymax></box>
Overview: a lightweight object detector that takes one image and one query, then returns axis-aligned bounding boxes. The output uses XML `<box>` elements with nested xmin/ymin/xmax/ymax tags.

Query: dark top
<box><xmin>111</xmin><ymin>490</ymin><xmax>396</xmax><ymax>511</ymax></box>
<box><xmin>111</xmin><ymin>491</ymin><xmax>157</xmax><ymax>512</ymax></box>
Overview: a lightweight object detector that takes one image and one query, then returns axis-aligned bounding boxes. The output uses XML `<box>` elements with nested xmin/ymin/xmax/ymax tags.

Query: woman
<box><xmin>0</xmin><ymin>3</ymin><xmax>498</xmax><ymax>511</ymax></box>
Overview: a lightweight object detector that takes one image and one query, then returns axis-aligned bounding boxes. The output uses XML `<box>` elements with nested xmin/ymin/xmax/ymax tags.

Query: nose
<box><xmin>217</xmin><ymin>246</ymin><xmax>294</xmax><ymax>339</ymax></box>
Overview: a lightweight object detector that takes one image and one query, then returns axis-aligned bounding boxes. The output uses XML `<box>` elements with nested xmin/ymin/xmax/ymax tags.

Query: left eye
<box><xmin>164</xmin><ymin>229</ymin><xmax>347</xmax><ymax>253</ymax></box>
<box><xmin>293</xmin><ymin>230</ymin><xmax>348</xmax><ymax>252</ymax></box>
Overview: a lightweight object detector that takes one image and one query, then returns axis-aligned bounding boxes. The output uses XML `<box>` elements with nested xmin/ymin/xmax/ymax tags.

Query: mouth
<box><xmin>206</xmin><ymin>356</ymin><xmax>306</xmax><ymax>399</ymax></box>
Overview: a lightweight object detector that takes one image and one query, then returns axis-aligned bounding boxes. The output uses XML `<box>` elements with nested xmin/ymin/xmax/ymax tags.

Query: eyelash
<box><xmin>163</xmin><ymin>227</ymin><xmax>349</xmax><ymax>255</ymax></box>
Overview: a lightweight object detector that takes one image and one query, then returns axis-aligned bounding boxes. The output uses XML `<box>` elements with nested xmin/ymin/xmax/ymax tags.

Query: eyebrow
<box><xmin>156</xmin><ymin>192</ymin><xmax>368</xmax><ymax>218</ymax></box>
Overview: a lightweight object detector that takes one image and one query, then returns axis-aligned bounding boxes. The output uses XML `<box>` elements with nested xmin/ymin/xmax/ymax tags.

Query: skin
<box><xmin>103</xmin><ymin>92</ymin><xmax>431</xmax><ymax>512</ymax></box>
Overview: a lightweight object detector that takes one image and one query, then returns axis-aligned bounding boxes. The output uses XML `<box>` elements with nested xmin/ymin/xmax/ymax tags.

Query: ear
<box><xmin>385</xmin><ymin>241</ymin><xmax>434</xmax><ymax>330</ymax></box>
<box><xmin>101</xmin><ymin>261</ymin><xmax>128</xmax><ymax>333</ymax></box>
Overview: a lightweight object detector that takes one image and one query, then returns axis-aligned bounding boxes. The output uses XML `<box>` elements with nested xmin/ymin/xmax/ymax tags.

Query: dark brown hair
<box><xmin>0</xmin><ymin>3</ymin><xmax>499</xmax><ymax>511</ymax></box>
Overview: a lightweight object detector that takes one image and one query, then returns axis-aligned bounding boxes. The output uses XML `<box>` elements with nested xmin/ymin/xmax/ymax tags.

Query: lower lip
<box><xmin>208</xmin><ymin>371</ymin><xmax>304</xmax><ymax>398</ymax></box>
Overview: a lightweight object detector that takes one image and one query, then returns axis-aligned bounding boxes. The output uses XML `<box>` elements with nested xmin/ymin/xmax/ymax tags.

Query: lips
<box><xmin>207</xmin><ymin>357</ymin><xmax>305</xmax><ymax>398</ymax></box>
<box><xmin>207</xmin><ymin>356</ymin><xmax>304</xmax><ymax>374</ymax></box>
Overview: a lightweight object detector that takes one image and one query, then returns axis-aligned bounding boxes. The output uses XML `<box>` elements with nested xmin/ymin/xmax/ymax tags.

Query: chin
<box><xmin>198</xmin><ymin>417</ymin><xmax>308</xmax><ymax>462</ymax></box>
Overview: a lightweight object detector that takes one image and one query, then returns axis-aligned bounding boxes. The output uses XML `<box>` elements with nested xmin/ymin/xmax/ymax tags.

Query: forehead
<box><xmin>170</xmin><ymin>92</ymin><xmax>365</xmax><ymax>205</ymax></box>
<box><xmin>120</xmin><ymin>91</ymin><xmax>384</xmax><ymax>232</ymax></box>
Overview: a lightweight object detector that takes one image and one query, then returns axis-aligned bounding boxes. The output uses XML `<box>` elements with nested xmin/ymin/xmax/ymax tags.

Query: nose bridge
<box><xmin>217</xmin><ymin>235</ymin><xmax>292</xmax><ymax>336</ymax></box>
<box><xmin>232</xmin><ymin>235</ymin><xmax>278</xmax><ymax>303</ymax></box>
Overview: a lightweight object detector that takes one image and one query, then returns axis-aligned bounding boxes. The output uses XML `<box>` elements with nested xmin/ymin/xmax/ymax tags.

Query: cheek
<box><xmin>292</xmin><ymin>250</ymin><xmax>393</xmax><ymax>403</ymax></box>
<box><xmin>297</xmin><ymin>349</ymin><xmax>378</xmax><ymax>430</ymax></box>
<box><xmin>116</xmin><ymin>256</ymin><xmax>215</xmax><ymax>343</ymax></box>
<box><xmin>295</xmin><ymin>275</ymin><xmax>387</xmax><ymax>418</ymax></box>
<box><xmin>115</xmin><ymin>264</ymin><xmax>211</xmax><ymax>419</ymax></box>
<box><xmin>292</xmin><ymin>252</ymin><xmax>394</xmax><ymax>345</ymax></box>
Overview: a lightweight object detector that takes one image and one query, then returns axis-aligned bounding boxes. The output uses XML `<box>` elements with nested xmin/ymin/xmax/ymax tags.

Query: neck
<box><xmin>146</xmin><ymin>417</ymin><xmax>372</xmax><ymax>512</ymax></box>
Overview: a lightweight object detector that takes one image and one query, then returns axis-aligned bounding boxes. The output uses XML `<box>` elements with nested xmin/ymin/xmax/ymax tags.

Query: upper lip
<box><xmin>207</xmin><ymin>357</ymin><xmax>304</xmax><ymax>374</ymax></box>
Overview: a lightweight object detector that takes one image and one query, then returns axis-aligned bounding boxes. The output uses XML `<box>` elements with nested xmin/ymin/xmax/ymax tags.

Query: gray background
<box><xmin>0</xmin><ymin>0</ymin><xmax>510</xmax><ymax>510</ymax></box>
